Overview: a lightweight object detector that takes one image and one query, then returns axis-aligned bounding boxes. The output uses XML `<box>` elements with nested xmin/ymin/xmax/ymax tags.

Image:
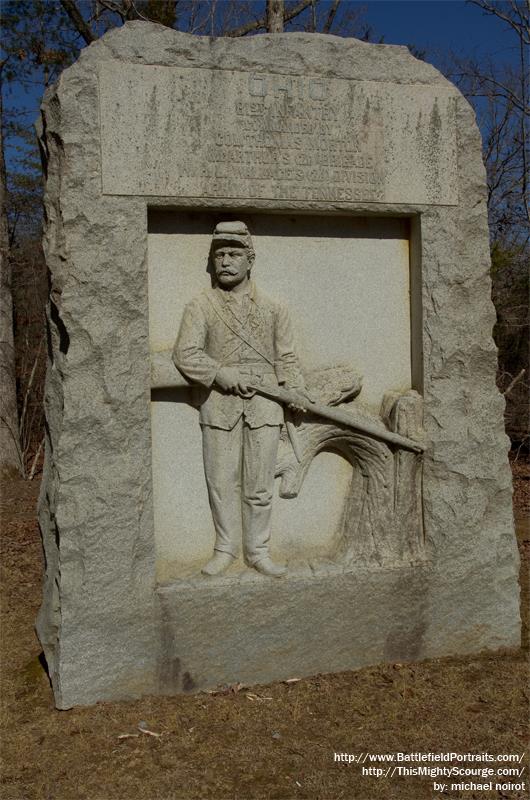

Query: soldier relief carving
<box><xmin>173</xmin><ymin>222</ymin><xmax>426</xmax><ymax>579</ymax></box>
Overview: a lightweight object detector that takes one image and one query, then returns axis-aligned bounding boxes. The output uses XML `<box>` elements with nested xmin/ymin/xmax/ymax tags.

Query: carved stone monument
<box><xmin>37</xmin><ymin>23</ymin><xmax>520</xmax><ymax>708</ymax></box>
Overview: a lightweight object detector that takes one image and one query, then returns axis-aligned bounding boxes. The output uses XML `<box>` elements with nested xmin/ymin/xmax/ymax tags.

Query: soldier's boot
<box><xmin>201</xmin><ymin>551</ymin><xmax>235</xmax><ymax>576</ymax></box>
<box><xmin>253</xmin><ymin>556</ymin><xmax>288</xmax><ymax>578</ymax></box>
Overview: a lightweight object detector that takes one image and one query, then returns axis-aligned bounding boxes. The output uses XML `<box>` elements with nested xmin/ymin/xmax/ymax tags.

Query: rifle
<box><xmin>248</xmin><ymin>383</ymin><xmax>425</xmax><ymax>454</ymax></box>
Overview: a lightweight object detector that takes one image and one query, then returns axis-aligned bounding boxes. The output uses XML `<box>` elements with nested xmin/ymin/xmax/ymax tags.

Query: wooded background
<box><xmin>1</xmin><ymin>0</ymin><xmax>528</xmax><ymax>479</ymax></box>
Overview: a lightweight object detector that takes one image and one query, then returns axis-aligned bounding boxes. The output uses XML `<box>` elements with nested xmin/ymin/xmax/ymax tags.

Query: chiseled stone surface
<box><xmin>37</xmin><ymin>22</ymin><xmax>519</xmax><ymax>708</ymax></box>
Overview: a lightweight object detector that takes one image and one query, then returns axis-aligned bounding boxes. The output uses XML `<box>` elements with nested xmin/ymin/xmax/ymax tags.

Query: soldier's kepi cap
<box><xmin>212</xmin><ymin>221</ymin><xmax>253</xmax><ymax>249</ymax></box>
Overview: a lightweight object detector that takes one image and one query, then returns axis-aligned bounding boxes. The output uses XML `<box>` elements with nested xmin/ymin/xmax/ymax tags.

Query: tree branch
<box><xmin>28</xmin><ymin>436</ymin><xmax>44</xmax><ymax>480</ymax></box>
<box><xmin>469</xmin><ymin>0</ymin><xmax>530</xmax><ymax>44</ymax></box>
<box><xmin>323</xmin><ymin>0</ymin><xmax>340</xmax><ymax>33</ymax></box>
<box><xmin>60</xmin><ymin>0</ymin><xmax>97</xmax><ymax>45</ymax></box>
<box><xmin>503</xmin><ymin>367</ymin><xmax>526</xmax><ymax>396</ymax></box>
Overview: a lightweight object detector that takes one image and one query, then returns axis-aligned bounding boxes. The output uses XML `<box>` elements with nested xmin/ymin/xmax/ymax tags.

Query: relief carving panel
<box><xmin>168</xmin><ymin>221</ymin><xmax>425</xmax><ymax>579</ymax></box>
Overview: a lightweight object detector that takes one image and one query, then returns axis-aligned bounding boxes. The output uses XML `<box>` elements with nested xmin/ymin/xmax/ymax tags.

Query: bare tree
<box><xmin>452</xmin><ymin>0</ymin><xmax>530</xmax><ymax>244</ymax></box>
<box><xmin>60</xmin><ymin>0</ymin><xmax>321</xmax><ymax>39</ymax></box>
<box><xmin>1</xmin><ymin>0</ymin><xmax>82</xmax><ymax>477</ymax></box>
<box><xmin>446</xmin><ymin>1</ymin><xmax>530</xmax><ymax>447</ymax></box>
<box><xmin>0</xmin><ymin>61</ymin><xmax>23</xmax><ymax>475</ymax></box>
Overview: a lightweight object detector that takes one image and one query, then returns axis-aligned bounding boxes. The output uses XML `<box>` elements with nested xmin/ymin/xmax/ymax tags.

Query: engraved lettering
<box><xmin>309</xmin><ymin>80</ymin><xmax>325</xmax><ymax>100</ymax></box>
<box><xmin>248</xmin><ymin>75</ymin><xmax>267</xmax><ymax>97</ymax></box>
<box><xmin>99</xmin><ymin>62</ymin><xmax>458</xmax><ymax>204</ymax></box>
<box><xmin>274</xmin><ymin>77</ymin><xmax>292</xmax><ymax>97</ymax></box>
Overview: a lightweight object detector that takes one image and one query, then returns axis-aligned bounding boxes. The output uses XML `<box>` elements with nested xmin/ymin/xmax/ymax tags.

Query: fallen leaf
<box><xmin>137</xmin><ymin>722</ymin><xmax>163</xmax><ymax>737</ymax></box>
<box><xmin>246</xmin><ymin>692</ymin><xmax>273</xmax><ymax>702</ymax></box>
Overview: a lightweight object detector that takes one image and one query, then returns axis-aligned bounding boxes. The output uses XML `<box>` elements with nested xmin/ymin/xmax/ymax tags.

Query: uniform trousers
<box><xmin>201</xmin><ymin>417</ymin><xmax>281</xmax><ymax>566</ymax></box>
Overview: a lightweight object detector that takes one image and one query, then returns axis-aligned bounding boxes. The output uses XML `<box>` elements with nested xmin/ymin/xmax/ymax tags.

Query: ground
<box><xmin>1</xmin><ymin>458</ymin><xmax>528</xmax><ymax>800</ymax></box>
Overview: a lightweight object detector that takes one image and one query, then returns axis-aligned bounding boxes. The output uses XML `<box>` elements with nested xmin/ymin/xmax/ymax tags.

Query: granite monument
<box><xmin>36</xmin><ymin>23</ymin><xmax>520</xmax><ymax>708</ymax></box>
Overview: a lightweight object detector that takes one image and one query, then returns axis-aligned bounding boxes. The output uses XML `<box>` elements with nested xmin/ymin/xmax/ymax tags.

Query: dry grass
<box><xmin>1</xmin><ymin>463</ymin><xmax>528</xmax><ymax>800</ymax></box>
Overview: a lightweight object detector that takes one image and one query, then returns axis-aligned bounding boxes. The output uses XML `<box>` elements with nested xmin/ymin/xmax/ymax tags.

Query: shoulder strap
<box><xmin>203</xmin><ymin>291</ymin><xmax>274</xmax><ymax>366</ymax></box>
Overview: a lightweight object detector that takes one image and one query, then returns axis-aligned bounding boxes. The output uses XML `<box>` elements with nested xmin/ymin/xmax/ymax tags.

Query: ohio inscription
<box><xmin>99</xmin><ymin>63</ymin><xmax>457</xmax><ymax>205</ymax></box>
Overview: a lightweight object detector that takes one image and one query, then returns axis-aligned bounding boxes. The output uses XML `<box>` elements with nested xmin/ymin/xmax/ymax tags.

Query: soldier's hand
<box><xmin>215</xmin><ymin>367</ymin><xmax>255</xmax><ymax>398</ymax></box>
<box><xmin>237</xmin><ymin>384</ymin><xmax>256</xmax><ymax>399</ymax></box>
<box><xmin>287</xmin><ymin>389</ymin><xmax>315</xmax><ymax>412</ymax></box>
<box><xmin>215</xmin><ymin>367</ymin><xmax>241</xmax><ymax>393</ymax></box>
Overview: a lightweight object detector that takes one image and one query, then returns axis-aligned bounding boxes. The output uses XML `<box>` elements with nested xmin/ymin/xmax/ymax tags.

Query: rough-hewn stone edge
<box><xmin>36</xmin><ymin>81</ymin><xmax>69</xmax><ymax>702</ymax></box>
<box><xmin>418</xmin><ymin>89</ymin><xmax>520</xmax><ymax>647</ymax></box>
<box><xmin>37</xmin><ymin>41</ymin><xmax>161</xmax><ymax>707</ymax></box>
<box><xmin>80</xmin><ymin>21</ymin><xmax>451</xmax><ymax>86</ymax></box>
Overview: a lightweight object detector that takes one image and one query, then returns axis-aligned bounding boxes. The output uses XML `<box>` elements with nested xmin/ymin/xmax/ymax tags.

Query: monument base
<box><xmin>156</xmin><ymin>559</ymin><xmax>519</xmax><ymax>693</ymax></box>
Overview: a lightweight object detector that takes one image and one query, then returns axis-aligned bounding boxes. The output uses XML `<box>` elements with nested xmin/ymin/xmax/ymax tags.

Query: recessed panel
<box><xmin>149</xmin><ymin>212</ymin><xmax>411</xmax><ymax>581</ymax></box>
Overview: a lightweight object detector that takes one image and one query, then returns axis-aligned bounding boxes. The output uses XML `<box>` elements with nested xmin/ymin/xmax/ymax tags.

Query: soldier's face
<box><xmin>213</xmin><ymin>244</ymin><xmax>252</xmax><ymax>289</ymax></box>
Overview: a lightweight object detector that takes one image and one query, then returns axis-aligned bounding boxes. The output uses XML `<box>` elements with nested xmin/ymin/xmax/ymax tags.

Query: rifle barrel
<box><xmin>249</xmin><ymin>384</ymin><xmax>425</xmax><ymax>454</ymax></box>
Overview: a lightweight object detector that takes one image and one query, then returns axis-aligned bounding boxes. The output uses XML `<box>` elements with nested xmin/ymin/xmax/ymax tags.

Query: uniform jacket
<box><xmin>173</xmin><ymin>282</ymin><xmax>304</xmax><ymax>430</ymax></box>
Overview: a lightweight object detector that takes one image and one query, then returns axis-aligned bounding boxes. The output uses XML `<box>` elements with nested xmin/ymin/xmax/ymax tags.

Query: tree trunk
<box><xmin>0</xmin><ymin>69</ymin><xmax>23</xmax><ymax>476</ymax></box>
<box><xmin>266</xmin><ymin>0</ymin><xmax>284</xmax><ymax>32</ymax></box>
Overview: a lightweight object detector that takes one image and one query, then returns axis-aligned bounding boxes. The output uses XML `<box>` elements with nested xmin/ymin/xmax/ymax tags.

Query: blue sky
<box><xmin>5</xmin><ymin>1</ymin><xmax>519</xmax><ymax>108</ymax></box>
<box><xmin>356</xmin><ymin>0</ymin><xmax>517</xmax><ymax>67</ymax></box>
